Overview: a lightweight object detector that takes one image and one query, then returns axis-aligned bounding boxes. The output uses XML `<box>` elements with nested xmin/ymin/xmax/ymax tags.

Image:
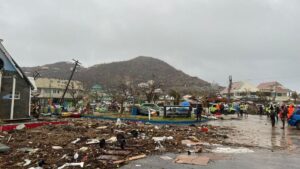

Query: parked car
<box><xmin>288</xmin><ymin>109</ymin><xmax>300</xmax><ymax>129</ymax></box>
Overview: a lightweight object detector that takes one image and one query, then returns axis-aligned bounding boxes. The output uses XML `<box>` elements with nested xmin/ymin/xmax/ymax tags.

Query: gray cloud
<box><xmin>0</xmin><ymin>0</ymin><xmax>300</xmax><ymax>90</ymax></box>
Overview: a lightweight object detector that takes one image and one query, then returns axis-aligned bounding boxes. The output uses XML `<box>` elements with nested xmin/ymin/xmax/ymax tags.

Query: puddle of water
<box><xmin>206</xmin><ymin>115</ymin><xmax>300</xmax><ymax>151</ymax></box>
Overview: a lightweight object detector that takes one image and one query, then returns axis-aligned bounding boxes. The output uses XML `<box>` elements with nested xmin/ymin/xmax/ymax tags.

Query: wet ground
<box><xmin>122</xmin><ymin>115</ymin><xmax>300</xmax><ymax>169</ymax></box>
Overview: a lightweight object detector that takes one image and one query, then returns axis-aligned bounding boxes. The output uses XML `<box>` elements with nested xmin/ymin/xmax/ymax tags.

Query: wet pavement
<box><xmin>207</xmin><ymin>115</ymin><xmax>300</xmax><ymax>152</ymax></box>
<box><xmin>121</xmin><ymin>115</ymin><xmax>300</xmax><ymax>169</ymax></box>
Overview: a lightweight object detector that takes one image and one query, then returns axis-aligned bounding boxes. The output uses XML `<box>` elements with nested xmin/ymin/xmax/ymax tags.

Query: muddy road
<box><xmin>122</xmin><ymin>115</ymin><xmax>300</xmax><ymax>169</ymax></box>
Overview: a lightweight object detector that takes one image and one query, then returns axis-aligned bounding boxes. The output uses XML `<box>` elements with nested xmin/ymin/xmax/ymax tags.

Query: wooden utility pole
<box><xmin>227</xmin><ymin>75</ymin><xmax>232</xmax><ymax>103</ymax></box>
<box><xmin>60</xmin><ymin>59</ymin><xmax>81</xmax><ymax>105</ymax></box>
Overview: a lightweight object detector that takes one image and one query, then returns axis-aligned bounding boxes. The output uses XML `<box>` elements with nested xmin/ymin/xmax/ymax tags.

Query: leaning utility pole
<box><xmin>60</xmin><ymin>59</ymin><xmax>81</xmax><ymax>105</ymax></box>
<box><xmin>227</xmin><ymin>75</ymin><xmax>232</xmax><ymax>103</ymax></box>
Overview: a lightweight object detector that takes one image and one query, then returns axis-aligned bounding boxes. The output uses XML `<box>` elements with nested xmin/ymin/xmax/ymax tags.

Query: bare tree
<box><xmin>107</xmin><ymin>78</ymin><xmax>135</xmax><ymax>113</ymax></box>
<box><xmin>137</xmin><ymin>80</ymin><xmax>163</xmax><ymax>103</ymax></box>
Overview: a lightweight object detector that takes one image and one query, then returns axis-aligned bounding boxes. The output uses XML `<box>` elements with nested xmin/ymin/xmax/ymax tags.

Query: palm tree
<box><xmin>291</xmin><ymin>92</ymin><xmax>298</xmax><ymax>104</ymax></box>
<box><xmin>169</xmin><ymin>89</ymin><xmax>181</xmax><ymax>105</ymax></box>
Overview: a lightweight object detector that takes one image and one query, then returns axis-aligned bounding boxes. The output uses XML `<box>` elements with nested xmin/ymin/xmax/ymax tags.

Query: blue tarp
<box><xmin>180</xmin><ymin>101</ymin><xmax>190</xmax><ymax>107</ymax></box>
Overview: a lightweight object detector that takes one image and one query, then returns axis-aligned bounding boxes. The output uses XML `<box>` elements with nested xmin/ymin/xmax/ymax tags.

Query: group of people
<box><xmin>233</xmin><ymin>102</ymin><xmax>249</xmax><ymax>117</ymax></box>
<box><xmin>260</xmin><ymin>104</ymin><xmax>296</xmax><ymax>129</ymax></box>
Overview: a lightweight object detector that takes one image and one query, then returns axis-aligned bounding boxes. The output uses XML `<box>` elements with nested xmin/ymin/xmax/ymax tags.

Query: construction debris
<box><xmin>0</xmin><ymin>119</ymin><xmax>233</xmax><ymax>169</ymax></box>
<box><xmin>0</xmin><ymin>143</ymin><xmax>10</xmax><ymax>153</ymax></box>
<box><xmin>174</xmin><ymin>155</ymin><xmax>210</xmax><ymax>165</ymax></box>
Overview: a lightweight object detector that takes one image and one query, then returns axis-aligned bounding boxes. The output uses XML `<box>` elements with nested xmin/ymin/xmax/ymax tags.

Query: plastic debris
<box><xmin>106</xmin><ymin>137</ymin><xmax>117</xmax><ymax>144</ymax></box>
<box><xmin>116</xmin><ymin>118</ymin><xmax>122</xmax><ymax>126</ymax></box>
<box><xmin>0</xmin><ymin>143</ymin><xmax>10</xmax><ymax>153</ymax></box>
<box><xmin>79</xmin><ymin>147</ymin><xmax>88</xmax><ymax>152</ymax></box>
<box><xmin>52</xmin><ymin>146</ymin><xmax>63</xmax><ymax>150</ymax></box>
<box><xmin>74</xmin><ymin>152</ymin><xmax>79</xmax><ymax>160</ymax></box>
<box><xmin>96</xmin><ymin>126</ymin><xmax>108</xmax><ymax>130</ymax></box>
<box><xmin>152</xmin><ymin>136</ymin><xmax>173</xmax><ymax>142</ymax></box>
<box><xmin>71</xmin><ymin>138</ymin><xmax>81</xmax><ymax>144</ymax></box>
<box><xmin>23</xmin><ymin>159</ymin><xmax>31</xmax><ymax>166</ymax></box>
<box><xmin>86</xmin><ymin>139</ymin><xmax>99</xmax><ymax>145</ymax></box>
<box><xmin>57</xmin><ymin>162</ymin><xmax>84</xmax><ymax>169</ymax></box>
<box><xmin>16</xmin><ymin>124</ymin><xmax>26</xmax><ymax>130</ymax></box>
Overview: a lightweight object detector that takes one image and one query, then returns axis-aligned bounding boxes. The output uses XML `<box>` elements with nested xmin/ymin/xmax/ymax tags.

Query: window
<box><xmin>0</xmin><ymin>58</ymin><xmax>3</xmax><ymax>70</ymax></box>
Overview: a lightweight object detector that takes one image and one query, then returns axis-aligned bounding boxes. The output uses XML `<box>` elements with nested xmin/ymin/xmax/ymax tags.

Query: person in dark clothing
<box><xmin>275</xmin><ymin>105</ymin><xmax>280</xmax><ymax>123</ymax></box>
<box><xmin>270</xmin><ymin>105</ymin><xmax>276</xmax><ymax>127</ymax></box>
<box><xmin>281</xmin><ymin>105</ymin><xmax>288</xmax><ymax>129</ymax></box>
<box><xmin>220</xmin><ymin>103</ymin><xmax>224</xmax><ymax>114</ymax></box>
<box><xmin>259</xmin><ymin>105</ymin><xmax>263</xmax><ymax>116</ymax></box>
<box><xmin>196</xmin><ymin>104</ymin><xmax>203</xmax><ymax>121</ymax></box>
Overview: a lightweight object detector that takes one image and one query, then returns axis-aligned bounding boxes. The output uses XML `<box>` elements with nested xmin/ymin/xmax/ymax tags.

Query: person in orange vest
<box><xmin>288</xmin><ymin>104</ymin><xmax>295</xmax><ymax>119</ymax></box>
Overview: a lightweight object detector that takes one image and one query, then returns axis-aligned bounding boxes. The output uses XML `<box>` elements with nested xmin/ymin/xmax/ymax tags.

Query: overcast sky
<box><xmin>0</xmin><ymin>0</ymin><xmax>300</xmax><ymax>91</ymax></box>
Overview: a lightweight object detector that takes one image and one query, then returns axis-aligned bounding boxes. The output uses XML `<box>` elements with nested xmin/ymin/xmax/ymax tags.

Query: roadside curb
<box><xmin>81</xmin><ymin>116</ymin><xmax>209</xmax><ymax>125</ymax></box>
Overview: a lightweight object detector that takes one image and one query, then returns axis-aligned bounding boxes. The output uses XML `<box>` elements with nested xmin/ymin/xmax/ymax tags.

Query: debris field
<box><xmin>0</xmin><ymin>119</ymin><xmax>233</xmax><ymax>169</ymax></box>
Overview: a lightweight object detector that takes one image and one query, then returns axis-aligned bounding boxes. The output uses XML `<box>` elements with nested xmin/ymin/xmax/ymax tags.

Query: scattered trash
<box><xmin>116</xmin><ymin>118</ymin><xmax>122</xmax><ymax>126</ymax></box>
<box><xmin>52</xmin><ymin>146</ymin><xmax>63</xmax><ymax>150</ymax></box>
<box><xmin>99</xmin><ymin>139</ymin><xmax>106</xmax><ymax>148</ymax></box>
<box><xmin>57</xmin><ymin>162</ymin><xmax>84</xmax><ymax>169</ymax></box>
<box><xmin>71</xmin><ymin>138</ymin><xmax>81</xmax><ymax>144</ymax></box>
<box><xmin>130</xmin><ymin>130</ymin><xmax>139</xmax><ymax>138</ymax></box>
<box><xmin>18</xmin><ymin>148</ymin><xmax>39</xmax><ymax>154</ymax></box>
<box><xmin>211</xmin><ymin>147</ymin><xmax>254</xmax><ymax>154</ymax></box>
<box><xmin>96</xmin><ymin>126</ymin><xmax>108</xmax><ymax>130</ymax></box>
<box><xmin>0</xmin><ymin>143</ymin><xmax>10</xmax><ymax>153</ymax></box>
<box><xmin>128</xmin><ymin>154</ymin><xmax>147</xmax><ymax>161</ymax></box>
<box><xmin>199</xmin><ymin>127</ymin><xmax>209</xmax><ymax>133</ymax></box>
<box><xmin>86</xmin><ymin>139</ymin><xmax>100</xmax><ymax>145</ymax></box>
<box><xmin>0</xmin><ymin>119</ymin><xmax>233</xmax><ymax>168</ymax></box>
<box><xmin>28</xmin><ymin>167</ymin><xmax>43</xmax><ymax>169</ymax></box>
<box><xmin>174</xmin><ymin>155</ymin><xmax>210</xmax><ymax>165</ymax></box>
<box><xmin>152</xmin><ymin>136</ymin><xmax>173</xmax><ymax>142</ymax></box>
<box><xmin>117</xmin><ymin>133</ymin><xmax>126</xmax><ymax>149</ymax></box>
<box><xmin>160</xmin><ymin>156</ymin><xmax>173</xmax><ymax>160</ymax></box>
<box><xmin>7</xmin><ymin>135</ymin><xmax>12</xmax><ymax>143</ymax></box>
<box><xmin>135</xmin><ymin>164</ymin><xmax>142</xmax><ymax>167</ymax></box>
<box><xmin>74</xmin><ymin>152</ymin><xmax>79</xmax><ymax>160</ymax></box>
<box><xmin>23</xmin><ymin>159</ymin><xmax>31</xmax><ymax>166</ymax></box>
<box><xmin>79</xmin><ymin>147</ymin><xmax>89</xmax><ymax>152</ymax></box>
<box><xmin>38</xmin><ymin>160</ymin><xmax>46</xmax><ymax>167</ymax></box>
<box><xmin>181</xmin><ymin>140</ymin><xmax>203</xmax><ymax>147</ymax></box>
<box><xmin>106</xmin><ymin>137</ymin><xmax>117</xmax><ymax>144</ymax></box>
<box><xmin>16</xmin><ymin>124</ymin><xmax>26</xmax><ymax>130</ymax></box>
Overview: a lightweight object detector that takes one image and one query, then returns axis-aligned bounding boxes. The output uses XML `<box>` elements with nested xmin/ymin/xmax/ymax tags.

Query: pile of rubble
<box><xmin>0</xmin><ymin>119</ymin><xmax>233</xmax><ymax>168</ymax></box>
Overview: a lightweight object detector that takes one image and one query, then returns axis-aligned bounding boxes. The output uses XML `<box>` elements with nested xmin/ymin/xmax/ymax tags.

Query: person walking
<box><xmin>196</xmin><ymin>103</ymin><xmax>203</xmax><ymax>121</ymax></box>
<box><xmin>281</xmin><ymin>105</ymin><xmax>288</xmax><ymax>129</ymax></box>
<box><xmin>270</xmin><ymin>105</ymin><xmax>276</xmax><ymax>127</ymax></box>
<box><xmin>259</xmin><ymin>105</ymin><xmax>263</xmax><ymax>116</ymax></box>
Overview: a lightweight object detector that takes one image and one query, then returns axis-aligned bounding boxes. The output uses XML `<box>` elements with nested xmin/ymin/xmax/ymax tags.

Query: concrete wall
<box><xmin>0</xmin><ymin>71</ymin><xmax>30</xmax><ymax>119</ymax></box>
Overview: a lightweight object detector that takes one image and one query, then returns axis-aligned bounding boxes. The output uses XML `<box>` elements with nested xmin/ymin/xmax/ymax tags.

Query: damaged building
<box><xmin>0</xmin><ymin>39</ymin><xmax>34</xmax><ymax>120</ymax></box>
